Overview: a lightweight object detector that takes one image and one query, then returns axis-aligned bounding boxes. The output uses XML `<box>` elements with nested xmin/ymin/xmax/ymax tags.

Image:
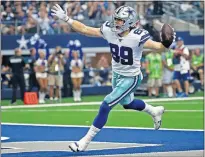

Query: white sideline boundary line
<box><xmin>2</xmin><ymin>109</ymin><xmax>204</xmax><ymax>112</ymax></box>
<box><xmin>2</xmin><ymin>122</ymin><xmax>203</xmax><ymax>132</ymax></box>
<box><xmin>1</xmin><ymin>97</ymin><xmax>203</xmax><ymax>109</ymax></box>
<box><xmin>82</xmin><ymin>150</ymin><xmax>204</xmax><ymax>157</ymax></box>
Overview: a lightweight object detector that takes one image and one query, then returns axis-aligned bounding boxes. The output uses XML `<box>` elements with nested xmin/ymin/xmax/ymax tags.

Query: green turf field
<box><xmin>1</xmin><ymin>91</ymin><xmax>204</xmax><ymax>106</ymax></box>
<box><xmin>1</xmin><ymin>92</ymin><xmax>204</xmax><ymax>130</ymax></box>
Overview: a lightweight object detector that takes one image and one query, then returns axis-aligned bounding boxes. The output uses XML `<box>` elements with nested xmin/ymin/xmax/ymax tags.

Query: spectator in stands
<box><xmin>15</xmin><ymin>4</ymin><xmax>27</xmax><ymax>34</ymax></box>
<box><xmin>35</xmin><ymin>50</ymin><xmax>48</xmax><ymax>103</ymax></box>
<box><xmin>55</xmin><ymin>2</ymin><xmax>72</xmax><ymax>33</ymax></box>
<box><xmin>2</xmin><ymin>6</ymin><xmax>15</xmax><ymax>34</ymax></box>
<box><xmin>1</xmin><ymin>23</ymin><xmax>9</xmax><ymax>35</ymax></box>
<box><xmin>34</xmin><ymin>7</ymin><xmax>54</xmax><ymax>35</ymax></box>
<box><xmin>64</xmin><ymin>1</ymin><xmax>81</xmax><ymax>19</ymax></box>
<box><xmin>25</xmin><ymin>8</ymin><xmax>38</xmax><ymax>33</ymax></box>
<box><xmin>87</xmin><ymin>2</ymin><xmax>97</xmax><ymax>20</ymax></box>
<box><xmin>162</xmin><ymin>49</ymin><xmax>174</xmax><ymax>97</ymax></box>
<box><xmin>8</xmin><ymin>48</ymin><xmax>26</xmax><ymax>104</ymax></box>
<box><xmin>146</xmin><ymin>3</ymin><xmax>154</xmax><ymax>16</ymax></box>
<box><xmin>191</xmin><ymin>48</ymin><xmax>204</xmax><ymax>89</ymax></box>
<box><xmin>173</xmin><ymin>37</ymin><xmax>190</xmax><ymax>97</ymax></box>
<box><xmin>87</xmin><ymin>1</ymin><xmax>104</xmax><ymax>23</ymax></box>
<box><xmin>26</xmin><ymin>5</ymin><xmax>38</xmax><ymax>19</ymax></box>
<box><xmin>70</xmin><ymin>50</ymin><xmax>84</xmax><ymax>102</ymax></box>
<box><xmin>2</xmin><ymin>6</ymin><xmax>14</xmax><ymax>22</ymax></box>
<box><xmin>146</xmin><ymin>51</ymin><xmax>163</xmax><ymax>98</ymax></box>
<box><xmin>1</xmin><ymin>1</ymin><xmax>12</xmax><ymax>9</ymax></box>
<box><xmin>68</xmin><ymin>2</ymin><xmax>83</xmax><ymax>20</ymax></box>
<box><xmin>48</xmin><ymin>46</ymin><xmax>65</xmax><ymax>101</ymax></box>
<box><xmin>49</xmin><ymin>16</ymin><xmax>60</xmax><ymax>34</ymax></box>
<box><xmin>101</xmin><ymin>1</ymin><xmax>115</xmax><ymax>21</ymax></box>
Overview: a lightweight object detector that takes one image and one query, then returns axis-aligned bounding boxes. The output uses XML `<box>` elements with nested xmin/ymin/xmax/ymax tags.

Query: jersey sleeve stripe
<box><xmin>140</xmin><ymin>33</ymin><xmax>150</xmax><ymax>42</ymax></box>
<box><xmin>100</xmin><ymin>24</ymin><xmax>106</xmax><ymax>39</ymax></box>
<box><xmin>141</xmin><ymin>36</ymin><xmax>150</xmax><ymax>42</ymax></box>
<box><xmin>139</xmin><ymin>35</ymin><xmax>150</xmax><ymax>46</ymax></box>
<box><xmin>100</xmin><ymin>24</ymin><xmax>104</xmax><ymax>36</ymax></box>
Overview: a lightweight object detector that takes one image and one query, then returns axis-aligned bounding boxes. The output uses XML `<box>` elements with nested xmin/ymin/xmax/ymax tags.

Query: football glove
<box><xmin>51</xmin><ymin>4</ymin><xmax>69</xmax><ymax>22</ymax></box>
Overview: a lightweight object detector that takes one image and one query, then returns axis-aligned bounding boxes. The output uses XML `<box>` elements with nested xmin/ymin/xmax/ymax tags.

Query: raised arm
<box><xmin>51</xmin><ymin>4</ymin><xmax>102</xmax><ymax>37</ymax></box>
<box><xmin>144</xmin><ymin>39</ymin><xmax>166</xmax><ymax>52</ymax></box>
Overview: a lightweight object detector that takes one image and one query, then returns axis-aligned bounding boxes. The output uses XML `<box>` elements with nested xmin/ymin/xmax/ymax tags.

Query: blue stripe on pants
<box><xmin>107</xmin><ymin>75</ymin><xmax>139</xmax><ymax>107</ymax></box>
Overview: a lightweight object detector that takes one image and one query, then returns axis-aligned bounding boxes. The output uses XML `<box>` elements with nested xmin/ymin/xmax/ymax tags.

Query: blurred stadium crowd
<box><xmin>1</xmin><ymin>1</ymin><xmax>204</xmax><ymax>35</ymax></box>
<box><xmin>1</xmin><ymin>1</ymin><xmax>204</xmax><ymax>103</ymax></box>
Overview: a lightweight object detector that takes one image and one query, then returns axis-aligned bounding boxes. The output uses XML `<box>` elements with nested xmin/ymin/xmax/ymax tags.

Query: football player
<box><xmin>51</xmin><ymin>4</ymin><xmax>175</xmax><ymax>152</ymax></box>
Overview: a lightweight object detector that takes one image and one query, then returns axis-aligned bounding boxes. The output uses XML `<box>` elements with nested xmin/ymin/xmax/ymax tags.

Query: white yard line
<box><xmin>2</xmin><ymin>122</ymin><xmax>203</xmax><ymax>131</ymax></box>
<box><xmin>2</xmin><ymin>109</ymin><xmax>204</xmax><ymax>112</ymax></box>
<box><xmin>1</xmin><ymin>97</ymin><xmax>203</xmax><ymax>109</ymax></box>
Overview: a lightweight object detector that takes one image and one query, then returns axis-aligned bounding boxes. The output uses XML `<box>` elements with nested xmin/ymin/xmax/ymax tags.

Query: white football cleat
<box><xmin>152</xmin><ymin>106</ymin><xmax>165</xmax><ymax>130</ymax></box>
<box><xmin>73</xmin><ymin>97</ymin><xmax>77</xmax><ymax>102</ymax></box>
<box><xmin>69</xmin><ymin>142</ymin><xmax>80</xmax><ymax>152</ymax></box>
<box><xmin>69</xmin><ymin>139</ymin><xmax>89</xmax><ymax>152</ymax></box>
<box><xmin>39</xmin><ymin>99</ymin><xmax>45</xmax><ymax>104</ymax></box>
<box><xmin>77</xmin><ymin>97</ymin><xmax>82</xmax><ymax>102</ymax></box>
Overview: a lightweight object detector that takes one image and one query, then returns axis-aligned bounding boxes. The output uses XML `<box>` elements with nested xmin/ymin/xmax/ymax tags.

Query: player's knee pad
<box><xmin>99</xmin><ymin>101</ymin><xmax>111</xmax><ymax>114</ymax></box>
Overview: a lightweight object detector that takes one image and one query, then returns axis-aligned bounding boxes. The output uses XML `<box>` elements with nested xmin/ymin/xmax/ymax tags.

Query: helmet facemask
<box><xmin>110</xmin><ymin>6</ymin><xmax>139</xmax><ymax>34</ymax></box>
<box><xmin>110</xmin><ymin>16</ymin><xmax>126</xmax><ymax>34</ymax></box>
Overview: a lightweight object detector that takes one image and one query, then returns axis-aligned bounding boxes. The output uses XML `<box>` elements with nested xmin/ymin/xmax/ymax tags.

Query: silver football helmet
<box><xmin>111</xmin><ymin>6</ymin><xmax>139</xmax><ymax>34</ymax></box>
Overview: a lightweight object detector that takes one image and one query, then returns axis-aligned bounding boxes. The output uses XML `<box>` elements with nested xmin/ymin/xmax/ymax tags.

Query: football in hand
<box><xmin>161</xmin><ymin>24</ymin><xmax>175</xmax><ymax>48</ymax></box>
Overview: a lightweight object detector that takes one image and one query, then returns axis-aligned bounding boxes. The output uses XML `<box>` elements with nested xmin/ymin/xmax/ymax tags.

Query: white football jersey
<box><xmin>100</xmin><ymin>21</ymin><xmax>150</xmax><ymax>76</ymax></box>
<box><xmin>70</xmin><ymin>59</ymin><xmax>83</xmax><ymax>69</ymax></box>
<box><xmin>35</xmin><ymin>58</ymin><xmax>48</xmax><ymax>71</ymax></box>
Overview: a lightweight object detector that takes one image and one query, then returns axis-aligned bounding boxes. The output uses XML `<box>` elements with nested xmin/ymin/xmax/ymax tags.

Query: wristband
<box><xmin>65</xmin><ymin>17</ymin><xmax>74</xmax><ymax>25</ymax></box>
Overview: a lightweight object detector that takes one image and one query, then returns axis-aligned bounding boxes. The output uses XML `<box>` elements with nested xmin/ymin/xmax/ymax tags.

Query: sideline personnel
<box><xmin>8</xmin><ymin>48</ymin><xmax>26</xmax><ymax>104</ymax></box>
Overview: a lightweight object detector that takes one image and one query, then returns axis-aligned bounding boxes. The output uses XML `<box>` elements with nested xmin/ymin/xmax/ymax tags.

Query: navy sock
<box><xmin>123</xmin><ymin>99</ymin><xmax>145</xmax><ymax>111</ymax></box>
<box><xmin>93</xmin><ymin>101</ymin><xmax>111</xmax><ymax>129</ymax></box>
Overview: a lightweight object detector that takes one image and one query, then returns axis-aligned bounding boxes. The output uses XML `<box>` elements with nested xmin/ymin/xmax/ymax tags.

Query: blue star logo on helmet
<box><xmin>125</xmin><ymin>8</ymin><xmax>134</xmax><ymax>17</ymax></box>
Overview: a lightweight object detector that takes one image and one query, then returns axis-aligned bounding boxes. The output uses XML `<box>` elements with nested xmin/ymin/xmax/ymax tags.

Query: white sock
<box><xmin>81</xmin><ymin>125</ymin><xmax>100</xmax><ymax>143</ymax></box>
<box><xmin>143</xmin><ymin>103</ymin><xmax>155</xmax><ymax>115</ymax></box>
<box><xmin>76</xmin><ymin>90</ymin><xmax>81</xmax><ymax>99</ymax></box>
<box><xmin>78</xmin><ymin>90</ymin><xmax>81</xmax><ymax>99</ymax></box>
<box><xmin>42</xmin><ymin>92</ymin><xmax>45</xmax><ymax>100</ymax></box>
<box><xmin>39</xmin><ymin>92</ymin><xmax>42</xmax><ymax>100</ymax></box>
<box><xmin>73</xmin><ymin>90</ymin><xmax>77</xmax><ymax>99</ymax></box>
<box><xmin>76</xmin><ymin>90</ymin><xmax>79</xmax><ymax>99</ymax></box>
